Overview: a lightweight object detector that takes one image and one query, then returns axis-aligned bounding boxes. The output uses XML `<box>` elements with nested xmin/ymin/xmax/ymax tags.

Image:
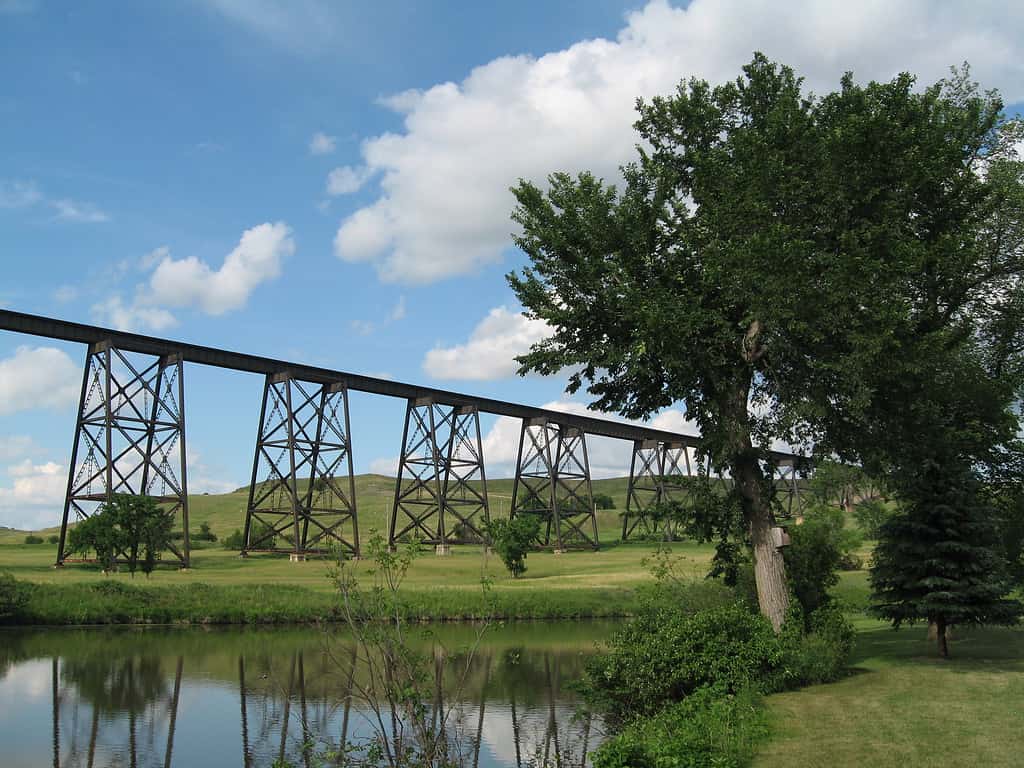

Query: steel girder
<box><xmin>57</xmin><ymin>341</ymin><xmax>190</xmax><ymax>566</ymax></box>
<box><xmin>242</xmin><ymin>373</ymin><xmax>359</xmax><ymax>557</ymax></box>
<box><xmin>510</xmin><ymin>418</ymin><xmax>599</xmax><ymax>550</ymax></box>
<box><xmin>389</xmin><ymin>398</ymin><xmax>490</xmax><ymax>547</ymax></box>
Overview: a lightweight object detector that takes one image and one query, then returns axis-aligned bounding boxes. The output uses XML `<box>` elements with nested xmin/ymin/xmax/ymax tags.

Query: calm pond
<box><xmin>0</xmin><ymin>621</ymin><xmax>619</xmax><ymax>768</ymax></box>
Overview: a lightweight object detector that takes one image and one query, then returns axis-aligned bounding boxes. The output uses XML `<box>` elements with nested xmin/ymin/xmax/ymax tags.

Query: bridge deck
<box><xmin>0</xmin><ymin>308</ymin><xmax>801</xmax><ymax>461</ymax></box>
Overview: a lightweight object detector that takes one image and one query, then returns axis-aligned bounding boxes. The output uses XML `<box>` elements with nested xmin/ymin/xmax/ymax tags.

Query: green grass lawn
<box><xmin>0</xmin><ymin>538</ymin><xmax>708</xmax><ymax>592</ymax></box>
<box><xmin>0</xmin><ymin>474</ymin><xmax>710</xmax><ymax>595</ymax></box>
<box><xmin>757</xmin><ymin>618</ymin><xmax>1024</xmax><ymax>767</ymax></box>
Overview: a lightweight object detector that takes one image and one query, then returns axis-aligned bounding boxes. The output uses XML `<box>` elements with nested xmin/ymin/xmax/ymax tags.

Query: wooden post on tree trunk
<box><xmin>751</xmin><ymin>513</ymin><xmax>790</xmax><ymax>632</ymax></box>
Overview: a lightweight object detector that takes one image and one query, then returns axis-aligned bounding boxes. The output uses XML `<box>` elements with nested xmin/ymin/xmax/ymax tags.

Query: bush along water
<box><xmin>584</xmin><ymin>544</ymin><xmax>855</xmax><ymax>768</ymax></box>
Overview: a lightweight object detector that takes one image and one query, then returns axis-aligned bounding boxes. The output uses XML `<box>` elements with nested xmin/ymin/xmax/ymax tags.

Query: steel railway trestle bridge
<box><xmin>0</xmin><ymin>309</ymin><xmax>809</xmax><ymax>567</ymax></box>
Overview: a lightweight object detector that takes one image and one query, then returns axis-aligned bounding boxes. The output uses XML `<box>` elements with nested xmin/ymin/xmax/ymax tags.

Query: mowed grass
<box><xmin>0</xmin><ymin>539</ymin><xmax>708</xmax><ymax>592</ymax></box>
<box><xmin>756</xmin><ymin>617</ymin><xmax>1024</xmax><ymax>767</ymax></box>
<box><xmin>0</xmin><ymin>474</ymin><xmax>711</xmax><ymax>595</ymax></box>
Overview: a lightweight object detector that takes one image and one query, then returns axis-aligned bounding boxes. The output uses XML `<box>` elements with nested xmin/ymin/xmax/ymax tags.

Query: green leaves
<box><xmin>507</xmin><ymin>56</ymin><xmax>1023</xmax><ymax>473</ymax></box>
<box><xmin>66</xmin><ymin>495</ymin><xmax>175</xmax><ymax>576</ymax></box>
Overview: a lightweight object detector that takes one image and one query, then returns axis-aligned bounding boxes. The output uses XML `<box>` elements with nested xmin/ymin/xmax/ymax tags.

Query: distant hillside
<box><xmin>0</xmin><ymin>474</ymin><xmax>635</xmax><ymax>543</ymax></box>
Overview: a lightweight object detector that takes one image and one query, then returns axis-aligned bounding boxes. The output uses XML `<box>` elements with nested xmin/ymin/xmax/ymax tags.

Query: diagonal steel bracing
<box><xmin>57</xmin><ymin>341</ymin><xmax>190</xmax><ymax>566</ymax></box>
<box><xmin>622</xmin><ymin>442</ymin><xmax>809</xmax><ymax>540</ymax></box>
<box><xmin>510</xmin><ymin>418</ymin><xmax>599</xmax><ymax>550</ymax></box>
<box><xmin>622</xmin><ymin>441</ymin><xmax>735</xmax><ymax>541</ymax></box>
<box><xmin>242</xmin><ymin>374</ymin><xmax>358</xmax><ymax>557</ymax></box>
<box><xmin>389</xmin><ymin>399</ymin><xmax>490</xmax><ymax>548</ymax></box>
<box><xmin>771</xmin><ymin>459</ymin><xmax>809</xmax><ymax>520</ymax></box>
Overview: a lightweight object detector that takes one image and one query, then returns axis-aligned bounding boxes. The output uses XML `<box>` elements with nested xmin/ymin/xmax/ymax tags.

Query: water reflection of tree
<box><xmin>61</xmin><ymin>655</ymin><xmax>168</xmax><ymax>713</ymax></box>
<box><xmin>52</xmin><ymin>654</ymin><xmax>183</xmax><ymax>768</ymax></box>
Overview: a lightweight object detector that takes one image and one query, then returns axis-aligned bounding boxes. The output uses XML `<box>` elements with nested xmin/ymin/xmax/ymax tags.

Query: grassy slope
<box><xmin>0</xmin><ymin>474</ymin><xmax>636</xmax><ymax>543</ymax></box>
<box><xmin>0</xmin><ymin>474</ymin><xmax>693</xmax><ymax>598</ymax></box>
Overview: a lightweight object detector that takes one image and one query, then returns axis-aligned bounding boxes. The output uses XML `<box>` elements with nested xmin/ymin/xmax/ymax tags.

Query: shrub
<box><xmin>222</xmin><ymin>522</ymin><xmax>275</xmax><ymax>550</ymax></box>
<box><xmin>582</xmin><ymin>602</ymin><xmax>787</xmax><ymax>718</ymax></box>
<box><xmin>47</xmin><ymin>534</ymin><xmax>59</xmax><ymax>545</ymax></box>
<box><xmin>486</xmin><ymin>516</ymin><xmax>541</xmax><ymax>578</ymax></box>
<box><xmin>67</xmin><ymin>511</ymin><xmax>121</xmax><ymax>571</ymax></box>
<box><xmin>593</xmin><ymin>493</ymin><xmax>616</xmax><ymax>510</ymax></box>
<box><xmin>194</xmin><ymin>522</ymin><xmax>217</xmax><ymax>542</ymax></box>
<box><xmin>592</xmin><ymin>685</ymin><xmax>768</xmax><ymax>768</ymax></box>
<box><xmin>838</xmin><ymin>551</ymin><xmax>864</xmax><ymax>571</ymax></box>
<box><xmin>24</xmin><ymin>534</ymin><xmax>44</xmax><ymax>545</ymax></box>
<box><xmin>635</xmin><ymin>577</ymin><xmax>737</xmax><ymax>617</ymax></box>
<box><xmin>66</xmin><ymin>495</ymin><xmax>173</xmax><ymax>575</ymax></box>
<box><xmin>782</xmin><ymin>606</ymin><xmax>855</xmax><ymax>686</ymax></box>
<box><xmin>0</xmin><ymin>572</ymin><xmax>30</xmax><ymax>622</ymax></box>
<box><xmin>783</xmin><ymin>505</ymin><xmax>863</xmax><ymax>624</ymax></box>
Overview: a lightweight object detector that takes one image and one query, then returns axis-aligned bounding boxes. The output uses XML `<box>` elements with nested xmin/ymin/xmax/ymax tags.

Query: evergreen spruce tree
<box><xmin>870</xmin><ymin>460</ymin><xmax>1022</xmax><ymax>657</ymax></box>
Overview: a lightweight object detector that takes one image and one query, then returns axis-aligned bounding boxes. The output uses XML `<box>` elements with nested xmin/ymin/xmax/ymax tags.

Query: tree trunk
<box><xmin>935</xmin><ymin>617</ymin><xmax>949</xmax><ymax>658</ymax></box>
<box><xmin>929</xmin><ymin>619</ymin><xmax>951</xmax><ymax>657</ymax></box>
<box><xmin>733</xmin><ymin>445</ymin><xmax>790</xmax><ymax>632</ymax></box>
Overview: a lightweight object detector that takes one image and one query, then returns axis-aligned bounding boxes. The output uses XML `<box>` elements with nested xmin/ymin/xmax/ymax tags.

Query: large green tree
<box><xmin>507</xmin><ymin>55</ymin><xmax>1024</xmax><ymax>630</ymax></box>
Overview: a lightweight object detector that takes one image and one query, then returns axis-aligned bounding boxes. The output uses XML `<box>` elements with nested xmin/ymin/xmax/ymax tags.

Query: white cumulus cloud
<box><xmin>422</xmin><ymin>307</ymin><xmax>549</xmax><ymax>381</ymax></box>
<box><xmin>0</xmin><ymin>435</ymin><xmax>42</xmax><ymax>462</ymax></box>
<box><xmin>0</xmin><ymin>459</ymin><xmax>66</xmax><ymax>530</ymax></box>
<box><xmin>91</xmin><ymin>223</ymin><xmax>294</xmax><ymax>331</ymax></box>
<box><xmin>148</xmin><ymin>221</ymin><xmax>295</xmax><ymax>315</ymax></box>
<box><xmin>334</xmin><ymin>0</ymin><xmax>1024</xmax><ymax>284</ymax></box>
<box><xmin>0</xmin><ymin>346</ymin><xmax>80</xmax><ymax>415</ymax></box>
<box><xmin>91</xmin><ymin>295</ymin><xmax>178</xmax><ymax>333</ymax></box>
<box><xmin>0</xmin><ymin>179</ymin><xmax>42</xmax><ymax>208</ymax></box>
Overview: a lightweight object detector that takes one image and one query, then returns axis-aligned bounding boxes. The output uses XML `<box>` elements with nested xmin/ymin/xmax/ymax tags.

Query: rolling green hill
<box><xmin>0</xmin><ymin>474</ymin><xmax>637</xmax><ymax>544</ymax></box>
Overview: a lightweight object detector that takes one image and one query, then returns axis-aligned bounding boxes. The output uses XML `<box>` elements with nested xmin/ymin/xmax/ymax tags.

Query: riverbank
<box><xmin>0</xmin><ymin>538</ymin><xmax>881</xmax><ymax>625</ymax></box>
<box><xmin>0</xmin><ymin>537</ymin><xmax>708</xmax><ymax>625</ymax></box>
<box><xmin>6</xmin><ymin>578</ymin><xmax>641</xmax><ymax>625</ymax></box>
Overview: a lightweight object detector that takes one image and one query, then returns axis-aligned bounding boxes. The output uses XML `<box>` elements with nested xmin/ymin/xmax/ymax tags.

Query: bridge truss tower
<box><xmin>57</xmin><ymin>341</ymin><xmax>190</xmax><ymax>567</ymax></box>
<box><xmin>242</xmin><ymin>373</ymin><xmax>359</xmax><ymax>558</ymax></box>
<box><xmin>621</xmin><ymin>441</ymin><xmax>810</xmax><ymax>540</ymax></box>
<box><xmin>389</xmin><ymin>398</ymin><xmax>490</xmax><ymax>550</ymax></box>
<box><xmin>510</xmin><ymin>418</ymin><xmax>599</xmax><ymax>550</ymax></box>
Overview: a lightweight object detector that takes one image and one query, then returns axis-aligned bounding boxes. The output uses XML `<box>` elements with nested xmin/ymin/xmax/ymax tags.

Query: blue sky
<box><xmin>2</xmin><ymin>0</ymin><xmax>1022</xmax><ymax>529</ymax></box>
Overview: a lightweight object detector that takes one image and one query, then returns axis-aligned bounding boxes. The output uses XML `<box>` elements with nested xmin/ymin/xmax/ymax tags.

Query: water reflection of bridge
<box><xmin>44</xmin><ymin>636</ymin><xmax>603</xmax><ymax>768</ymax></box>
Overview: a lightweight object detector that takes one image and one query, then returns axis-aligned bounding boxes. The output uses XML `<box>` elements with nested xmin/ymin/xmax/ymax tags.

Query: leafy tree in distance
<box><xmin>68</xmin><ymin>509</ymin><xmax>123</xmax><ymax>571</ymax></box>
<box><xmin>67</xmin><ymin>495</ymin><xmax>173</xmax><ymax>576</ymax></box>
<box><xmin>508</xmin><ymin>55</ymin><xmax>1024</xmax><ymax>631</ymax></box>
<box><xmin>487</xmin><ymin>517</ymin><xmax>542</xmax><ymax>578</ymax></box>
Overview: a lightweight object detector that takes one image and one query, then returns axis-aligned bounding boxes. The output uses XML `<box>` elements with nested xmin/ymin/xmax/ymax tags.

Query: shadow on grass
<box><xmin>850</xmin><ymin>620</ymin><xmax>1024</xmax><ymax>673</ymax></box>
